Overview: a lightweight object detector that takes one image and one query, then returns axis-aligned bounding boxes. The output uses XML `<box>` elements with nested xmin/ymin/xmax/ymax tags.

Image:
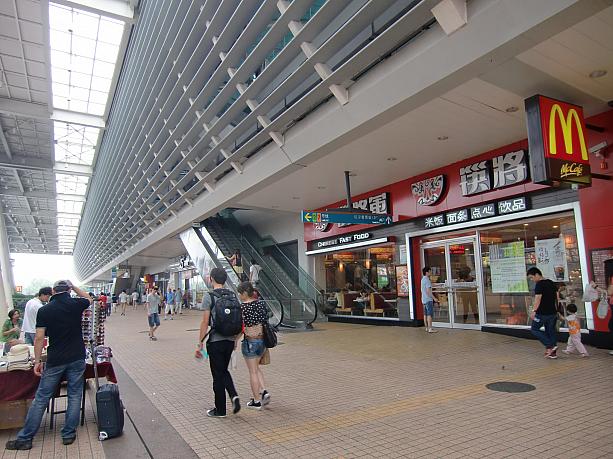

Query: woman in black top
<box><xmin>236</xmin><ymin>281</ymin><xmax>270</xmax><ymax>410</ymax></box>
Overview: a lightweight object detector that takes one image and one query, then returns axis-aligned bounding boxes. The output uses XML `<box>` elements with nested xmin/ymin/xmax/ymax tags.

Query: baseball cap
<box><xmin>53</xmin><ymin>280</ymin><xmax>72</xmax><ymax>292</ymax></box>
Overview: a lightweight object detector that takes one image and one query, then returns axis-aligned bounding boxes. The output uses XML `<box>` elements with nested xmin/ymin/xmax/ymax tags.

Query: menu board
<box><xmin>591</xmin><ymin>247</ymin><xmax>613</xmax><ymax>288</ymax></box>
<box><xmin>396</xmin><ymin>265</ymin><xmax>409</xmax><ymax>297</ymax></box>
<box><xmin>535</xmin><ymin>238</ymin><xmax>569</xmax><ymax>282</ymax></box>
<box><xmin>489</xmin><ymin>241</ymin><xmax>529</xmax><ymax>293</ymax></box>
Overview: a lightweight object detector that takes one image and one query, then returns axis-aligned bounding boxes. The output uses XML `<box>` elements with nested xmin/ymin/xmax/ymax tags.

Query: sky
<box><xmin>11</xmin><ymin>253</ymin><xmax>79</xmax><ymax>292</ymax></box>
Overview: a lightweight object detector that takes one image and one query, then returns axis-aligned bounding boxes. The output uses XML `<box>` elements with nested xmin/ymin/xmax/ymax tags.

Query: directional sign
<box><xmin>302</xmin><ymin>210</ymin><xmax>392</xmax><ymax>225</ymax></box>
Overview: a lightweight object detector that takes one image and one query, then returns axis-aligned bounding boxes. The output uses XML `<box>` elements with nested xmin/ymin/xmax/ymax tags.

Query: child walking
<box><xmin>562</xmin><ymin>304</ymin><xmax>589</xmax><ymax>357</ymax></box>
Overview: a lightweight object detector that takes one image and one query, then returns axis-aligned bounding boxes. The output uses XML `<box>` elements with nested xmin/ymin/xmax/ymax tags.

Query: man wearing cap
<box><xmin>6</xmin><ymin>280</ymin><xmax>93</xmax><ymax>451</ymax></box>
<box><xmin>22</xmin><ymin>287</ymin><xmax>52</xmax><ymax>345</ymax></box>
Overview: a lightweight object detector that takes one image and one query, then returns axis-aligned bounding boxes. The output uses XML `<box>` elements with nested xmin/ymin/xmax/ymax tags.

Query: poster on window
<box><xmin>535</xmin><ymin>238</ymin><xmax>569</xmax><ymax>282</ymax></box>
<box><xmin>396</xmin><ymin>265</ymin><xmax>409</xmax><ymax>297</ymax></box>
<box><xmin>489</xmin><ymin>241</ymin><xmax>529</xmax><ymax>293</ymax></box>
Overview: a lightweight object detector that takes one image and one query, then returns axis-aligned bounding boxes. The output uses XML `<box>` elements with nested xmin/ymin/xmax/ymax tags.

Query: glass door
<box><xmin>422</xmin><ymin>237</ymin><xmax>482</xmax><ymax>329</ymax></box>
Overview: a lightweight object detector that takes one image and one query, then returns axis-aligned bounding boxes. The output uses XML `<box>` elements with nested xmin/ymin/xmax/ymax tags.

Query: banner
<box><xmin>396</xmin><ymin>265</ymin><xmax>409</xmax><ymax>297</ymax></box>
<box><xmin>489</xmin><ymin>241</ymin><xmax>529</xmax><ymax>293</ymax></box>
<box><xmin>535</xmin><ymin>238</ymin><xmax>569</xmax><ymax>282</ymax></box>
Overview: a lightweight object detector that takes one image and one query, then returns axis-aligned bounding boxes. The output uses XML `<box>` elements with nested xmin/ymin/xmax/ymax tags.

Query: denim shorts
<box><xmin>241</xmin><ymin>339</ymin><xmax>265</xmax><ymax>359</ymax></box>
<box><xmin>148</xmin><ymin>312</ymin><xmax>160</xmax><ymax>327</ymax></box>
<box><xmin>423</xmin><ymin>301</ymin><xmax>434</xmax><ymax>317</ymax></box>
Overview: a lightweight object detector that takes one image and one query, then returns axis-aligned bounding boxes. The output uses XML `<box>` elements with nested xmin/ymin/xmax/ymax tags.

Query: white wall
<box><xmin>233</xmin><ymin>210</ymin><xmax>308</xmax><ymax>273</ymax></box>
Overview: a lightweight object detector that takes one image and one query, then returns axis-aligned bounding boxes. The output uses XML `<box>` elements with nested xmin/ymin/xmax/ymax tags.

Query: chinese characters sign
<box><xmin>313</xmin><ymin>192</ymin><xmax>390</xmax><ymax>232</ymax></box>
<box><xmin>525</xmin><ymin>95</ymin><xmax>591</xmax><ymax>186</ymax></box>
<box><xmin>460</xmin><ymin>151</ymin><xmax>528</xmax><ymax>196</ymax></box>
<box><xmin>423</xmin><ymin>197</ymin><xmax>528</xmax><ymax>229</ymax></box>
<box><xmin>411</xmin><ymin>175</ymin><xmax>445</xmax><ymax>206</ymax></box>
<box><xmin>535</xmin><ymin>238</ymin><xmax>569</xmax><ymax>282</ymax></box>
<box><xmin>489</xmin><ymin>241</ymin><xmax>529</xmax><ymax>293</ymax></box>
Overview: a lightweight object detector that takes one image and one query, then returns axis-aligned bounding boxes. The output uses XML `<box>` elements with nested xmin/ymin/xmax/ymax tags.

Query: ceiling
<box><xmin>237</xmin><ymin>5</ymin><xmax>613</xmax><ymax>213</ymax></box>
<box><xmin>0</xmin><ymin>0</ymin><xmax>133</xmax><ymax>255</ymax></box>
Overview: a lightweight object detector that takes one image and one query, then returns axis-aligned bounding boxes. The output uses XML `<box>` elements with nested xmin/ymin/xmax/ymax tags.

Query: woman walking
<box><xmin>236</xmin><ymin>281</ymin><xmax>271</xmax><ymax>410</ymax></box>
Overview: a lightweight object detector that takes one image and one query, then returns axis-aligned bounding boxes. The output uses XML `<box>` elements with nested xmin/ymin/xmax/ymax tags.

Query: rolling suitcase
<box><xmin>96</xmin><ymin>384</ymin><xmax>124</xmax><ymax>440</ymax></box>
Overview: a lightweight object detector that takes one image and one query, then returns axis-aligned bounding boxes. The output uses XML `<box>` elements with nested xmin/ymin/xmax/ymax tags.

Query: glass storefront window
<box><xmin>319</xmin><ymin>244</ymin><xmax>399</xmax><ymax>318</ymax></box>
<box><xmin>480</xmin><ymin>212</ymin><xmax>585</xmax><ymax>328</ymax></box>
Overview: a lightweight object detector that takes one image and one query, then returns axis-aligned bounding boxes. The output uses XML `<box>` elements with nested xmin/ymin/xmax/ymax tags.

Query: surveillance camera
<box><xmin>571</xmin><ymin>183</ymin><xmax>579</xmax><ymax>191</ymax></box>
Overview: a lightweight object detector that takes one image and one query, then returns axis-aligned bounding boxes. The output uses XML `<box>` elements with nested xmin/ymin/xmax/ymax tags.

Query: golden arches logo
<box><xmin>548</xmin><ymin>104</ymin><xmax>588</xmax><ymax>161</ymax></box>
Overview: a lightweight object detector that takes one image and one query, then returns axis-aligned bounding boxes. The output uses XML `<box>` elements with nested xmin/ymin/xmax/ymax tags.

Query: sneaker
<box><xmin>62</xmin><ymin>437</ymin><xmax>76</xmax><ymax>446</ymax></box>
<box><xmin>247</xmin><ymin>399</ymin><xmax>262</xmax><ymax>410</ymax></box>
<box><xmin>164</xmin><ymin>317</ymin><xmax>167</xmax><ymax>321</ymax></box>
<box><xmin>609</xmin><ymin>350</ymin><xmax>613</xmax><ymax>356</ymax></box>
<box><xmin>427</xmin><ymin>329</ymin><xmax>438</xmax><ymax>333</ymax></box>
<box><xmin>206</xmin><ymin>408</ymin><xmax>226</xmax><ymax>418</ymax></box>
<box><xmin>261</xmin><ymin>390</ymin><xmax>270</xmax><ymax>406</ymax></box>
<box><xmin>580</xmin><ymin>353</ymin><xmax>589</xmax><ymax>358</ymax></box>
<box><xmin>5</xmin><ymin>440</ymin><xmax>33</xmax><ymax>450</ymax></box>
<box><xmin>232</xmin><ymin>396</ymin><xmax>241</xmax><ymax>414</ymax></box>
<box><xmin>546</xmin><ymin>350</ymin><xmax>558</xmax><ymax>359</ymax></box>
<box><xmin>562</xmin><ymin>349</ymin><xmax>571</xmax><ymax>355</ymax></box>
<box><xmin>150</xmin><ymin>336</ymin><xmax>157</xmax><ymax>341</ymax></box>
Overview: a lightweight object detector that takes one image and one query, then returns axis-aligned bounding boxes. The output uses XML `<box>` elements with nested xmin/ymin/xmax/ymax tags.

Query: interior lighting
<box><xmin>523</xmin><ymin>223</ymin><xmax>529</xmax><ymax>227</ymax></box>
<box><xmin>505</xmin><ymin>106</ymin><xmax>519</xmax><ymax>113</ymax></box>
<box><xmin>552</xmin><ymin>225</ymin><xmax>559</xmax><ymax>229</ymax></box>
<box><xmin>589</xmin><ymin>70</ymin><xmax>607</xmax><ymax>79</ymax></box>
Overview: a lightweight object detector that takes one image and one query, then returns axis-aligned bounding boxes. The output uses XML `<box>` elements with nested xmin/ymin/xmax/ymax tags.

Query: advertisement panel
<box><xmin>489</xmin><ymin>241</ymin><xmax>529</xmax><ymax>293</ymax></box>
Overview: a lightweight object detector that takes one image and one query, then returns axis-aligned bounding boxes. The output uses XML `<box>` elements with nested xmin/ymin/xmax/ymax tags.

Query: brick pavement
<box><xmin>104</xmin><ymin>308</ymin><xmax>613</xmax><ymax>458</ymax></box>
<box><xmin>0</xmin><ymin>382</ymin><xmax>105</xmax><ymax>459</ymax></box>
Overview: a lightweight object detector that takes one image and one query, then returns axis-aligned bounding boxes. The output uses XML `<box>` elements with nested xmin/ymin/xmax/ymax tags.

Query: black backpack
<box><xmin>209</xmin><ymin>289</ymin><xmax>242</xmax><ymax>337</ymax></box>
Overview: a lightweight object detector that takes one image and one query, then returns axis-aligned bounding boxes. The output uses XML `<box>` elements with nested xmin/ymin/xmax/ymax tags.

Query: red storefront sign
<box><xmin>525</xmin><ymin>95</ymin><xmax>591</xmax><ymax>186</ymax></box>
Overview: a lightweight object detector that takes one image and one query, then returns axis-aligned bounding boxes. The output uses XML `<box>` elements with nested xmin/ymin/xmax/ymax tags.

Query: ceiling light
<box><xmin>437</xmin><ymin>136</ymin><xmax>449</xmax><ymax>141</ymax></box>
<box><xmin>505</xmin><ymin>106</ymin><xmax>519</xmax><ymax>113</ymax></box>
<box><xmin>316</xmin><ymin>186</ymin><xmax>326</xmax><ymax>190</ymax></box>
<box><xmin>292</xmin><ymin>196</ymin><xmax>300</xmax><ymax>200</ymax></box>
<box><xmin>552</xmin><ymin>225</ymin><xmax>559</xmax><ymax>229</ymax></box>
<box><xmin>589</xmin><ymin>69</ymin><xmax>607</xmax><ymax>79</ymax></box>
<box><xmin>387</xmin><ymin>157</ymin><xmax>397</xmax><ymax>161</ymax></box>
<box><xmin>523</xmin><ymin>223</ymin><xmax>529</xmax><ymax>227</ymax></box>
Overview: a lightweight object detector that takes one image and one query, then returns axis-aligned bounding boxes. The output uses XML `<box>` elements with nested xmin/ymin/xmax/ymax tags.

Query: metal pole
<box><xmin>344</xmin><ymin>171</ymin><xmax>352</xmax><ymax>210</ymax></box>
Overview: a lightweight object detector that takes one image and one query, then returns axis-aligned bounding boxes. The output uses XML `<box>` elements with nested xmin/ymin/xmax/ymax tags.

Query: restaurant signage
<box><xmin>302</xmin><ymin>210</ymin><xmax>392</xmax><ymax>225</ymax></box>
<box><xmin>411</xmin><ymin>175</ymin><xmax>445</xmax><ymax>206</ymax></box>
<box><xmin>312</xmin><ymin>232</ymin><xmax>372</xmax><ymax>250</ymax></box>
<box><xmin>524</xmin><ymin>95</ymin><xmax>591</xmax><ymax>186</ymax></box>
<box><xmin>424</xmin><ymin>196</ymin><xmax>529</xmax><ymax>229</ymax></box>
<box><xmin>460</xmin><ymin>150</ymin><xmax>528</xmax><ymax>196</ymax></box>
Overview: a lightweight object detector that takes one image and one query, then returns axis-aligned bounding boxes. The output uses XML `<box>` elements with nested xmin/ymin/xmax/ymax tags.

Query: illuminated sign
<box><xmin>423</xmin><ymin>197</ymin><xmax>529</xmax><ymax>229</ymax></box>
<box><xmin>411</xmin><ymin>175</ymin><xmax>446</xmax><ymax>206</ymax></box>
<box><xmin>525</xmin><ymin>95</ymin><xmax>591</xmax><ymax>186</ymax></box>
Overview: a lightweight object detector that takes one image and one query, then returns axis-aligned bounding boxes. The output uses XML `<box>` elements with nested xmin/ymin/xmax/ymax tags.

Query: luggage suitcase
<box><xmin>96</xmin><ymin>384</ymin><xmax>124</xmax><ymax>440</ymax></box>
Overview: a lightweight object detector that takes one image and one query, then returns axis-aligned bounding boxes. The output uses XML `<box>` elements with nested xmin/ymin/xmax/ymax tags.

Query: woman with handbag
<box><xmin>236</xmin><ymin>281</ymin><xmax>271</xmax><ymax>410</ymax></box>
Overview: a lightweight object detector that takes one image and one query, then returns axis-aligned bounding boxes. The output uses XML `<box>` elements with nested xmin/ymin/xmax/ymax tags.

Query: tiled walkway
<box><xmin>102</xmin><ymin>308</ymin><xmax>612</xmax><ymax>458</ymax></box>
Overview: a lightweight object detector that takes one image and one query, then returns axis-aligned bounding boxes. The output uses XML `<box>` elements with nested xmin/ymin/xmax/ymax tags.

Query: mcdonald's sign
<box><xmin>525</xmin><ymin>95</ymin><xmax>591</xmax><ymax>186</ymax></box>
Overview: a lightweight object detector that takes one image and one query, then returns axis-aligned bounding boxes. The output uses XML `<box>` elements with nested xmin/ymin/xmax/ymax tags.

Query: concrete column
<box><xmin>0</xmin><ymin>260</ymin><xmax>8</xmax><ymax>319</ymax></box>
<box><xmin>0</xmin><ymin>216</ymin><xmax>14</xmax><ymax>313</ymax></box>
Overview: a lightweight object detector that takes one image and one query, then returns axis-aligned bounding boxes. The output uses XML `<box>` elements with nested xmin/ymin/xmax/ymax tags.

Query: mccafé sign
<box><xmin>525</xmin><ymin>95</ymin><xmax>591</xmax><ymax>186</ymax></box>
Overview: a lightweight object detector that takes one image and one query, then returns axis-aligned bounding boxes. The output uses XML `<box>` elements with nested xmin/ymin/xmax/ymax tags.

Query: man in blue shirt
<box><xmin>6</xmin><ymin>280</ymin><xmax>93</xmax><ymax>450</ymax></box>
<box><xmin>164</xmin><ymin>288</ymin><xmax>174</xmax><ymax>320</ymax></box>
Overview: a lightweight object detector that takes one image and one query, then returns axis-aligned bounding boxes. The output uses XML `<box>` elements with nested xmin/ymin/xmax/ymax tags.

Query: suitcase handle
<box><xmin>98</xmin><ymin>431</ymin><xmax>109</xmax><ymax>441</ymax></box>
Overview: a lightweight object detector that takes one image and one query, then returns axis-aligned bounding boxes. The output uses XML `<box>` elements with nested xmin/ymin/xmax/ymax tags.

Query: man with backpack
<box><xmin>195</xmin><ymin>268</ymin><xmax>241</xmax><ymax>418</ymax></box>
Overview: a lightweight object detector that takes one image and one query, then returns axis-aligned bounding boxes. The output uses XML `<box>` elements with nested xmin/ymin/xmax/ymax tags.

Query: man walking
<box><xmin>527</xmin><ymin>267</ymin><xmax>559</xmax><ymax>359</ymax></box>
<box><xmin>421</xmin><ymin>267</ymin><xmax>439</xmax><ymax>333</ymax></box>
<box><xmin>175</xmin><ymin>288</ymin><xmax>183</xmax><ymax>315</ymax></box>
<box><xmin>22</xmin><ymin>287</ymin><xmax>52</xmax><ymax>345</ymax></box>
<box><xmin>131</xmin><ymin>290</ymin><xmax>139</xmax><ymax>310</ymax></box>
<box><xmin>164</xmin><ymin>288</ymin><xmax>174</xmax><ymax>320</ymax></box>
<box><xmin>119</xmin><ymin>289</ymin><xmax>129</xmax><ymax>316</ymax></box>
<box><xmin>146</xmin><ymin>288</ymin><xmax>161</xmax><ymax>341</ymax></box>
<box><xmin>195</xmin><ymin>268</ymin><xmax>241</xmax><ymax>418</ymax></box>
<box><xmin>6</xmin><ymin>280</ymin><xmax>92</xmax><ymax>450</ymax></box>
<box><xmin>105</xmin><ymin>293</ymin><xmax>112</xmax><ymax>316</ymax></box>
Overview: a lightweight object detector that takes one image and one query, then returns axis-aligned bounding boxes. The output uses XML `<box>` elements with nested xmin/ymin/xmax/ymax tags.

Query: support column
<box><xmin>0</xmin><ymin>216</ymin><xmax>14</xmax><ymax>313</ymax></box>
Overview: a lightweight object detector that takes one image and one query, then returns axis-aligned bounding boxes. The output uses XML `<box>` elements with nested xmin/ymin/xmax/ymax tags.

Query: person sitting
<box><xmin>1</xmin><ymin>309</ymin><xmax>24</xmax><ymax>354</ymax></box>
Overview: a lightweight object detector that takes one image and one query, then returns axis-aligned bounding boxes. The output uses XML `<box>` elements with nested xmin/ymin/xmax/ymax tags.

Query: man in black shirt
<box><xmin>527</xmin><ymin>268</ymin><xmax>559</xmax><ymax>359</ymax></box>
<box><xmin>6</xmin><ymin>280</ymin><xmax>92</xmax><ymax>451</ymax></box>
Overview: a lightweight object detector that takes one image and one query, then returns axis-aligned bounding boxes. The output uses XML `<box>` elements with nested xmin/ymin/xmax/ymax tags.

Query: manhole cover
<box><xmin>486</xmin><ymin>381</ymin><xmax>535</xmax><ymax>393</ymax></box>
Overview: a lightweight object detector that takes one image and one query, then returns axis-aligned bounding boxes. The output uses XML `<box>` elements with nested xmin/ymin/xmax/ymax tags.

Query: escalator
<box><xmin>179</xmin><ymin>226</ymin><xmax>317</xmax><ymax>328</ymax></box>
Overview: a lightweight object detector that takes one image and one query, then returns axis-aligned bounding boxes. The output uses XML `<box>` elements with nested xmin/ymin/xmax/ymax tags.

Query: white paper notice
<box><xmin>535</xmin><ymin>237</ymin><xmax>568</xmax><ymax>282</ymax></box>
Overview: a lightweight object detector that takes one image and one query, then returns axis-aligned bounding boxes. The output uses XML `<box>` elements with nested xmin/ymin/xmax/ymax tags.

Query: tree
<box><xmin>23</xmin><ymin>278</ymin><xmax>53</xmax><ymax>295</ymax></box>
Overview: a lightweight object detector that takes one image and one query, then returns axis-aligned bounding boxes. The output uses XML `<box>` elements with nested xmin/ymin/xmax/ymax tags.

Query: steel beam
<box><xmin>50</xmin><ymin>0</ymin><xmax>135</xmax><ymax>22</ymax></box>
<box><xmin>51</xmin><ymin>109</ymin><xmax>106</xmax><ymax>129</ymax></box>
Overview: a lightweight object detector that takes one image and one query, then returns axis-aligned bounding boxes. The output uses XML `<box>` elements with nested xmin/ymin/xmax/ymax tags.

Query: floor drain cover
<box><xmin>486</xmin><ymin>381</ymin><xmax>535</xmax><ymax>393</ymax></box>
